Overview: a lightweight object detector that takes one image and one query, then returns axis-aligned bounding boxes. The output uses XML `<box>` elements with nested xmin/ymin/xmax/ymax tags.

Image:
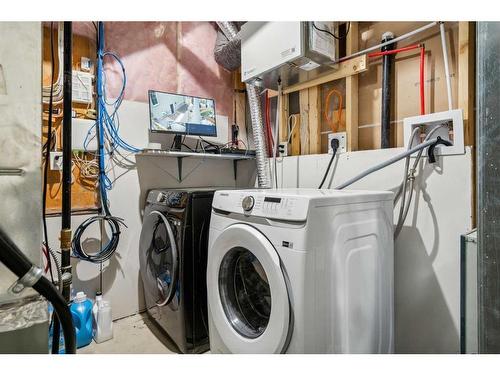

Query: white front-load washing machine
<box><xmin>207</xmin><ymin>188</ymin><xmax>394</xmax><ymax>354</ymax></box>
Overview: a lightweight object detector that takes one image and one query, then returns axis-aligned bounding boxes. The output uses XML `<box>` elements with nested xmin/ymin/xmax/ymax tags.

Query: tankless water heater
<box><xmin>240</xmin><ymin>22</ymin><xmax>339</xmax><ymax>90</ymax></box>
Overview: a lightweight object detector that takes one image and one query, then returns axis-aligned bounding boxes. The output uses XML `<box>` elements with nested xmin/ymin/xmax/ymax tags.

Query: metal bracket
<box><xmin>177</xmin><ymin>157</ymin><xmax>183</xmax><ymax>182</ymax></box>
<box><xmin>8</xmin><ymin>265</ymin><xmax>43</xmax><ymax>295</ymax></box>
<box><xmin>0</xmin><ymin>168</ymin><xmax>24</xmax><ymax>176</ymax></box>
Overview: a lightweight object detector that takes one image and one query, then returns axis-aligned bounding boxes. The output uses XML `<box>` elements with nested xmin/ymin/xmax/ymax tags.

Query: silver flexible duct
<box><xmin>216</xmin><ymin>22</ymin><xmax>271</xmax><ymax>188</ymax></box>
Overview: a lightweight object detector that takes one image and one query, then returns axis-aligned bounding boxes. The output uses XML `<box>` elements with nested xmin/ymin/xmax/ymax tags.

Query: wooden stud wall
<box><xmin>42</xmin><ymin>24</ymin><xmax>99</xmax><ymax>214</ymax></box>
<box><xmin>345</xmin><ymin>22</ymin><xmax>359</xmax><ymax>151</ymax></box>
<box><xmin>258</xmin><ymin>22</ymin><xmax>475</xmax><ymax>157</ymax></box>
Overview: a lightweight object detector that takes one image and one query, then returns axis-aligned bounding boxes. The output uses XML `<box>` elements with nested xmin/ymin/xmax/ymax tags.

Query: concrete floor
<box><xmin>78</xmin><ymin>312</ymin><xmax>178</xmax><ymax>354</ymax></box>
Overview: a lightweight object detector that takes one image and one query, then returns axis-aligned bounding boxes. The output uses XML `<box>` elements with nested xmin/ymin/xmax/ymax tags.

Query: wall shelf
<box><xmin>136</xmin><ymin>149</ymin><xmax>255</xmax><ymax>181</ymax></box>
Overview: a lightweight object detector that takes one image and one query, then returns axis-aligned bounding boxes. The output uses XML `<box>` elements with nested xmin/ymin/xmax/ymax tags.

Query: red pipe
<box><xmin>264</xmin><ymin>91</ymin><xmax>274</xmax><ymax>157</ymax></box>
<box><xmin>368</xmin><ymin>44</ymin><xmax>421</xmax><ymax>58</ymax></box>
<box><xmin>368</xmin><ymin>43</ymin><xmax>425</xmax><ymax>115</ymax></box>
<box><xmin>420</xmin><ymin>45</ymin><xmax>425</xmax><ymax>115</ymax></box>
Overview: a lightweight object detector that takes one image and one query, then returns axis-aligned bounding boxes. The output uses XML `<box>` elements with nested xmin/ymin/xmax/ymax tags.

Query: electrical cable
<box><xmin>264</xmin><ymin>90</ymin><xmax>274</xmax><ymax>157</ymax></box>
<box><xmin>287</xmin><ymin>115</ymin><xmax>297</xmax><ymax>144</ymax></box>
<box><xmin>318</xmin><ymin>139</ymin><xmax>340</xmax><ymax>189</ymax></box>
<box><xmin>42</xmin><ymin>22</ymin><xmax>56</xmax><ymax>285</ymax></box>
<box><xmin>324</xmin><ymin>89</ymin><xmax>343</xmax><ymax>132</ymax></box>
<box><xmin>72</xmin><ymin>22</ymin><xmax>125</xmax><ymax>265</ymax></box>
<box><xmin>43</xmin><ymin>242</ymin><xmax>63</xmax><ymax>292</ymax></box>
<box><xmin>273</xmin><ymin>82</ymin><xmax>282</xmax><ymax>188</ymax></box>
<box><xmin>312</xmin><ymin>22</ymin><xmax>350</xmax><ymax>40</ymax></box>
<box><xmin>42</xmin><ymin>23</ymin><xmax>64</xmax><ymax>104</ymax></box>
<box><xmin>72</xmin><ymin>215</ymin><xmax>124</xmax><ymax>263</ymax></box>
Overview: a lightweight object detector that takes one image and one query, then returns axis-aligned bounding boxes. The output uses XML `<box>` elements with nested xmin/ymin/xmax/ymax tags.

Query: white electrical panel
<box><xmin>240</xmin><ymin>22</ymin><xmax>338</xmax><ymax>90</ymax></box>
<box><xmin>72</xmin><ymin>118</ymin><xmax>97</xmax><ymax>151</ymax></box>
<box><xmin>403</xmin><ymin>109</ymin><xmax>464</xmax><ymax>157</ymax></box>
<box><xmin>72</xmin><ymin>70</ymin><xmax>93</xmax><ymax>104</ymax></box>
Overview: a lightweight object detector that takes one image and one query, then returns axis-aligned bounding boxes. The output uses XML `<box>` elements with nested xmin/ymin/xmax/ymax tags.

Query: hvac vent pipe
<box><xmin>216</xmin><ymin>22</ymin><xmax>272</xmax><ymax>188</ymax></box>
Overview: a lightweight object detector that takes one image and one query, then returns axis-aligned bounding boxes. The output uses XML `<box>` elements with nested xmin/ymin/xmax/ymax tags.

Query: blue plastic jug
<box><xmin>70</xmin><ymin>291</ymin><xmax>93</xmax><ymax>348</ymax></box>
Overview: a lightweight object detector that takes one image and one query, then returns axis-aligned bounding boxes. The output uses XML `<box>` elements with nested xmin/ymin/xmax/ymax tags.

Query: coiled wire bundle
<box><xmin>72</xmin><ymin>215</ymin><xmax>125</xmax><ymax>263</ymax></box>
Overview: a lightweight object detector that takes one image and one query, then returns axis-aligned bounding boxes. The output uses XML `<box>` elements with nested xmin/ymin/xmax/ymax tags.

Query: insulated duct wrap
<box><xmin>216</xmin><ymin>22</ymin><xmax>271</xmax><ymax>188</ymax></box>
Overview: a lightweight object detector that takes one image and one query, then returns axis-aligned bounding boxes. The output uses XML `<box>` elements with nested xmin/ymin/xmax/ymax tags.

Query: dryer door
<box><xmin>207</xmin><ymin>223</ymin><xmax>292</xmax><ymax>353</ymax></box>
<box><xmin>139</xmin><ymin>210</ymin><xmax>179</xmax><ymax>308</ymax></box>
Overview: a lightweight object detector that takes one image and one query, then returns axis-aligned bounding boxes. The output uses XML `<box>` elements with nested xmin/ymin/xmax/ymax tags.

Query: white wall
<box><xmin>47</xmin><ymin>96</ymin><xmax>472</xmax><ymax>353</ymax></box>
<box><xmin>47</xmin><ymin>100</ymin><xmax>255</xmax><ymax>320</ymax></box>
<box><xmin>277</xmin><ymin>147</ymin><xmax>473</xmax><ymax>353</ymax></box>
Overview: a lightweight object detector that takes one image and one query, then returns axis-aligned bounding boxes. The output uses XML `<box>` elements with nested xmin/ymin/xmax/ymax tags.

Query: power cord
<box><xmin>312</xmin><ymin>22</ymin><xmax>351</xmax><ymax>40</ymax></box>
<box><xmin>318</xmin><ymin>138</ymin><xmax>340</xmax><ymax>189</ymax></box>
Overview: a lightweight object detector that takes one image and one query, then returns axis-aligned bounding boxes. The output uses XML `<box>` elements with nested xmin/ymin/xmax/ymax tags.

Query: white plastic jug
<box><xmin>92</xmin><ymin>293</ymin><xmax>113</xmax><ymax>344</ymax></box>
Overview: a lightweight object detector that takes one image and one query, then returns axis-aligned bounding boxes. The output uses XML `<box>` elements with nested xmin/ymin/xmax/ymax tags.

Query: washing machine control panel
<box><xmin>213</xmin><ymin>191</ymin><xmax>309</xmax><ymax>222</ymax></box>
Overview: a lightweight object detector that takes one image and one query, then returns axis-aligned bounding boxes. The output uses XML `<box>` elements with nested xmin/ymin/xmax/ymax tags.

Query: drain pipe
<box><xmin>216</xmin><ymin>22</ymin><xmax>271</xmax><ymax>188</ymax></box>
<box><xmin>61</xmin><ymin>21</ymin><xmax>73</xmax><ymax>303</ymax></box>
<box><xmin>381</xmin><ymin>32</ymin><xmax>395</xmax><ymax>149</ymax></box>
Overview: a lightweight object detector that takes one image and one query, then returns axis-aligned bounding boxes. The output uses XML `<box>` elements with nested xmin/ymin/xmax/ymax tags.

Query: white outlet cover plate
<box><xmin>328</xmin><ymin>132</ymin><xmax>347</xmax><ymax>154</ymax></box>
<box><xmin>49</xmin><ymin>151</ymin><xmax>63</xmax><ymax>171</ymax></box>
<box><xmin>403</xmin><ymin>109</ymin><xmax>464</xmax><ymax>156</ymax></box>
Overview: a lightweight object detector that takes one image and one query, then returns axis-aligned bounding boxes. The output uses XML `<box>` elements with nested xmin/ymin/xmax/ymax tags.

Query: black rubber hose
<box><xmin>0</xmin><ymin>227</ymin><xmax>76</xmax><ymax>354</ymax></box>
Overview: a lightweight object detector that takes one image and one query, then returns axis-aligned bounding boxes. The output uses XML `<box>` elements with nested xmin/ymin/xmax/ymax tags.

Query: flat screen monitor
<box><xmin>148</xmin><ymin>90</ymin><xmax>217</xmax><ymax>137</ymax></box>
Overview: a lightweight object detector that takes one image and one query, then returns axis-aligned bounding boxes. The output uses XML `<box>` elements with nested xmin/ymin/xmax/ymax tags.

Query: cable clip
<box><xmin>8</xmin><ymin>265</ymin><xmax>43</xmax><ymax>295</ymax></box>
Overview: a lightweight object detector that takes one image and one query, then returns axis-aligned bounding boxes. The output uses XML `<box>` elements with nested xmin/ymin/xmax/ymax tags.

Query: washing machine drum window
<box><xmin>208</xmin><ymin>223</ymin><xmax>292</xmax><ymax>353</ymax></box>
<box><xmin>139</xmin><ymin>210</ymin><xmax>179</xmax><ymax>307</ymax></box>
<box><xmin>219</xmin><ymin>247</ymin><xmax>272</xmax><ymax>339</ymax></box>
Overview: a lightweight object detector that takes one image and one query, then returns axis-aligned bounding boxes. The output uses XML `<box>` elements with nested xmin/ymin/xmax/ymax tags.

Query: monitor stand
<box><xmin>171</xmin><ymin>134</ymin><xmax>182</xmax><ymax>151</ymax></box>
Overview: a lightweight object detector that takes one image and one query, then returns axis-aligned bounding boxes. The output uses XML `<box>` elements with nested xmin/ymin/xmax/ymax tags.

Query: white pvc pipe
<box><xmin>337</xmin><ymin>21</ymin><xmax>438</xmax><ymax>63</ymax></box>
<box><xmin>440</xmin><ymin>22</ymin><xmax>453</xmax><ymax>110</ymax></box>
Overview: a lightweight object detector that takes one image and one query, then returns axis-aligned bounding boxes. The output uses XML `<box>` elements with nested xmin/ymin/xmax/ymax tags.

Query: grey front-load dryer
<box><xmin>139</xmin><ymin>189</ymin><xmax>214</xmax><ymax>353</ymax></box>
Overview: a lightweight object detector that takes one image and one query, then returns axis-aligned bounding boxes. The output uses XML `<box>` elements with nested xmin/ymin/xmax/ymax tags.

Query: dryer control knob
<box><xmin>157</xmin><ymin>193</ymin><xmax>166</xmax><ymax>203</ymax></box>
<box><xmin>242</xmin><ymin>196</ymin><xmax>255</xmax><ymax>212</ymax></box>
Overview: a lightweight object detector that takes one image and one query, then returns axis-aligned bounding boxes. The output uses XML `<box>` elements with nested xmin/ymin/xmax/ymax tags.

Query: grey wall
<box><xmin>0</xmin><ymin>22</ymin><xmax>42</xmax><ymax>302</ymax></box>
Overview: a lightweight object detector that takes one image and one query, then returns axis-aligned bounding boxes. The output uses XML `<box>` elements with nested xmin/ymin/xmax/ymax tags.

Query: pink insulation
<box><xmin>102</xmin><ymin>22</ymin><xmax>234</xmax><ymax>122</ymax></box>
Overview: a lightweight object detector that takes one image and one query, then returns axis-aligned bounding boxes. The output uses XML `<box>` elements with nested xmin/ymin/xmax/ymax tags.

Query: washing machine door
<box><xmin>139</xmin><ymin>210</ymin><xmax>179</xmax><ymax>307</ymax></box>
<box><xmin>207</xmin><ymin>223</ymin><xmax>292</xmax><ymax>353</ymax></box>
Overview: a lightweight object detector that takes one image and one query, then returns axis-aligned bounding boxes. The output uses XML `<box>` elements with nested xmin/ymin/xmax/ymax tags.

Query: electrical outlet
<box><xmin>81</xmin><ymin>57</ymin><xmax>92</xmax><ymax>72</ymax></box>
<box><xmin>50</xmin><ymin>152</ymin><xmax>63</xmax><ymax>171</ymax></box>
<box><xmin>278</xmin><ymin>142</ymin><xmax>288</xmax><ymax>157</ymax></box>
<box><xmin>403</xmin><ymin>109</ymin><xmax>464</xmax><ymax>157</ymax></box>
<box><xmin>328</xmin><ymin>132</ymin><xmax>347</xmax><ymax>154</ymax></box>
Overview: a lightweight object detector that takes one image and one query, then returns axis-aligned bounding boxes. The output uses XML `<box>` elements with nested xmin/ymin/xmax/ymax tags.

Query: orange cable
<box><xmin>323</xmin><ymin>88</ymin><xmax>343</xmax><ymax>133</ymax></box>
